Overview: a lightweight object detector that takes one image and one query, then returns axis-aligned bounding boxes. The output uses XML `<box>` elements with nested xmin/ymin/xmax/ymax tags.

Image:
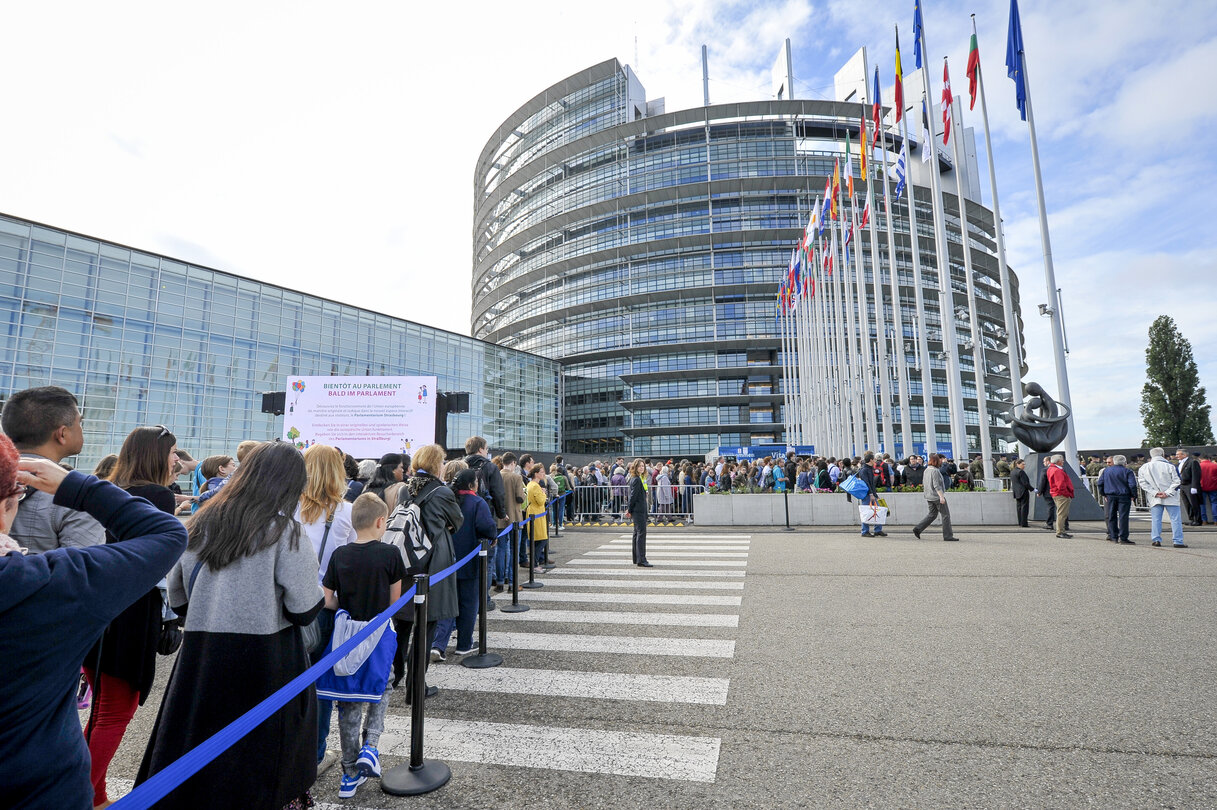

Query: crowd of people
<box><xmin>0</xmin><ymin>385</ymin><xmax>667</xmax><ymax>809</ymax></box>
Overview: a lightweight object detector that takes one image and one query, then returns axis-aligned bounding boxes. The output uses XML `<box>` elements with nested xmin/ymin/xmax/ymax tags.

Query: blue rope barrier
<box><xmin>113</xmin><ymin>491</ymin><xmax>574</xmax><ymax>808</ymax></box>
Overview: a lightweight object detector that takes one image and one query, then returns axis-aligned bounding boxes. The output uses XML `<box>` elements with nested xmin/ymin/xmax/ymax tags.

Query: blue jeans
<box><xmin>317</xmin><ymin>698</ymin><xmax>333</xmax><ymax>762</ymax></box>
<box><xmin>1150</xmin><ymin>503</ymin><xmax>1184</xmax><ymax>544</ymax></box>
<box><xmin>492</xmin><ymin>527</ymin><xmax>513</xmax><ymax>584</ymax></box>
<box><xmin>861</xmin><ymin>499</ymin><xmax>884</xmax><ymax>535</ymax></box>
<box><xmin>1205</xmin><ymin>491</ymin><xmax>1217</xmax><ymax>522</ymax></box>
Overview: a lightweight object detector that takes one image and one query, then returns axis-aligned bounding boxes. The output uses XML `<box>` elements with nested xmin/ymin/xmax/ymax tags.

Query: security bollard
<box><xmin>500</xmin><ymin>522</ymin><xmax>530</xmax><ymax>613</ymax></box>
<box><xmin>462</xmin><ymin>540</ymin><xmax>504</xmax><ymax>669</ymax></box>
<box><xmin>381</xmin><ymin>574</ymin><xmax>450</xmax><ymax>796</ymax></box>
<box><xmin>782</xmin><ymin>487</ymin><xmax>794</xmax><ymax>532</ymax></box>
<box><xmin>521</xmin><ymin>516</ymin><xmax>544</xmax><ymax>589</ymax></box>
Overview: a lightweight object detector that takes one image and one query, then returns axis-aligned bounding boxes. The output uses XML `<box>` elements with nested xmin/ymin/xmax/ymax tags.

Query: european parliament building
<box><xmin>473</xmin><ymin>56</ymin><xmax>1025</xmax><ymax>458</ymax></box>
<box><xmin>0</xmin><ymin>214</ymin><xmax>560</xmax><ymax>470</ymax></box>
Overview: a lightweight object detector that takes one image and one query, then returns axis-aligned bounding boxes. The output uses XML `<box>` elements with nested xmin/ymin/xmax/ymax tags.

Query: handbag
<box><xmin>839</xmin><ymin>474</ymin><xmax>870</xmax><ymax>499</ymax></box>
<box><xmin>859</xmin><ymin>504</ymin><xmax>889</xmax><ymax>526</ymax></box>
<box><xmin>301</xmin><ymin>508</ymin><xmax>336</xmax><ymax>655</ymax></box>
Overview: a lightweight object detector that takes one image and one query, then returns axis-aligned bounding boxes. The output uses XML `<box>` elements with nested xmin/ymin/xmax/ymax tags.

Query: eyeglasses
<box><xmin>155</xmin><ymin>425</ymin><xmax>171</xmax><ymax>438</ymax></box>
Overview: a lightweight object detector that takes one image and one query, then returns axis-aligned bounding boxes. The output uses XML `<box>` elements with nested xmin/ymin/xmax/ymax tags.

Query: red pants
<box><xmin>83</xmin><ymin>669</ymin><xmax>140</xmax><ymax>806</ymax></box>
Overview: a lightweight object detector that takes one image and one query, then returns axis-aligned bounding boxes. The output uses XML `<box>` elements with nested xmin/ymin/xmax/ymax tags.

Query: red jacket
<box><xmin>1200</xmin><ymin>459</ymin><xmax>1217</xmax><ymax>492</ymax></box>
<box><xmin>1046</xmin><ymin>464</ymin><xmax>1074</xmax><ymax>498</ymax></box>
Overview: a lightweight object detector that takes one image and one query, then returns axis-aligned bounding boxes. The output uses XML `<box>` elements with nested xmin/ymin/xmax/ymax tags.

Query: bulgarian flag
<box><xmin>966</xmin><ymin>32</ymin><xmax>981</xmax><ymax>110</ymax></box>
<box><xmin>894</xmin><ymin>29</ymin><xmax>905</xmax><ymax>124</ymax></box>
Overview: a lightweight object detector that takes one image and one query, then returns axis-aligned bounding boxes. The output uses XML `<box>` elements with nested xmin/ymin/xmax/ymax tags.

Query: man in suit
<box><xmin>1176</xmin><ymin>449</ymin><xmax>1203</xmax><ymax>526</ymax></box>
<box><xmin>1010</xmin><ymin>458</ymin><xmax>1032</xmax><ymax>527</ymax></box>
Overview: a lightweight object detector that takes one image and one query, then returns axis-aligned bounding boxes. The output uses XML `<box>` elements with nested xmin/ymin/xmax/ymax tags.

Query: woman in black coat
<box><xmin>86</xmin><ymin>425</ymin><xmax>181</xmax><ymax>808</ymax></box>
<box><xmin>624</xmin><ymin>459</ymin><xmax>651</xmax><ymax>567</ymax></box>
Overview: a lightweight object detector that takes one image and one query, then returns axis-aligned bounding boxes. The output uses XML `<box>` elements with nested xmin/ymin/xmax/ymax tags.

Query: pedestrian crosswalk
<box><xmin>373</xmin><ymin>531</ymin><xmax>752</xmax><ymax>786</ymax></box>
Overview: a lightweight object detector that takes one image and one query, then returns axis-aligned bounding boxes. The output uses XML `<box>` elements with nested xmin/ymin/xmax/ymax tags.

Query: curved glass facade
<box><xmin>474</xmin><ymin>59</ymin><xmax>1022</xmax><ymax>457</ymax></box>
<box><xmin>0</xmin><ymin>214</ymin><xmax>560</xmax><ymax>471</ymax></box>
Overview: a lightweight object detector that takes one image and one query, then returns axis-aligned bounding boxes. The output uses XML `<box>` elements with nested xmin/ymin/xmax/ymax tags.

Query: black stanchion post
<box><xmin>500</xmin><ymin>522</ymin><xmax>529</xmax><ymax>613</ymax></box>
<box><xmin>521</xmin><ymin>515</ymin><xmax>544</xmax><ymax>589</ymax></box>
<box><xmin>552</xmin><ymin>496</ymin><xmax>561</xmax><ymax>539</ymax></box>
<box><xmin>782</xmin><ymin>487</ymin><xmax>794</xmax><ymax>532</ymax></box>
<box><xmin>382</xmin><ymin>574</ymin><xmax>450</xmax><ymax>796</ymax></box>
<box><xmin>462</xmin><ymin>540</ymin><xmax>504</xmax><ymax>669</ymax></box>
<box><xmin>542</xmin><ymin>497</ymin><xmax>558</xmax><ymax>571</ymax></box>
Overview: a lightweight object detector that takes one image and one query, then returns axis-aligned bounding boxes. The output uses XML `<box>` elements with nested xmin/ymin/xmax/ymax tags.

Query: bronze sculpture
<box><xmin>1004</xmin><ymin>382</ymin><xmax>1070</xmax><ymax>453</ymax></box>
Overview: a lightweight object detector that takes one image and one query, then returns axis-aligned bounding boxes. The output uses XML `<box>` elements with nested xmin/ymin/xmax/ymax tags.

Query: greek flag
<box><xmin>892</xmin><ymin>141</ymin><xmax>908</xmax><ymax>200</ymax></box>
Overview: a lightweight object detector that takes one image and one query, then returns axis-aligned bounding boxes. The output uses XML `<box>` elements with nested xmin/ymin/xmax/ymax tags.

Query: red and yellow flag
<box><xmin>831</xmin><ymin>159</ymin><xmax>841</xmax><ymax>219</ymax></box>
<box><xmin>894</xmin><ymin>29</ymin><xmax>905</xmax><ymax>124</ymax></box>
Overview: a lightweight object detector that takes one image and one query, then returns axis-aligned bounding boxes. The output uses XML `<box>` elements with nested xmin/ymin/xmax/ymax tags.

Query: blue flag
<box><xmin>913</xmin><ymin>0</ymin><xmax>924</xmax><ymax>69</ymax></box>
<box><xmin>1006</xmin><ymin>0</ymin><xmax>1027</xmax><ymax>121</ymax></box>
<box><xmin>892</xmin><ymin>142</ymin><xmax>908</xmax><ymax>200</ymax></box>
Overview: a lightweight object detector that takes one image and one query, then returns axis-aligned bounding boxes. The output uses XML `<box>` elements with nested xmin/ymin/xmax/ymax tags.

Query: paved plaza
<box><xmin>103</xmin><ymin>519</ymin><xmax>1217</xmax><ymax>808</ymax></box>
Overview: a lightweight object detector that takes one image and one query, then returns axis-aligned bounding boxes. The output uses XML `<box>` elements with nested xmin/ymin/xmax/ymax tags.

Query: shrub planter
<box><xmin>693</xmin><ymin>491</ymin><xmax>1017</xmax><ymax>526</ymax></box>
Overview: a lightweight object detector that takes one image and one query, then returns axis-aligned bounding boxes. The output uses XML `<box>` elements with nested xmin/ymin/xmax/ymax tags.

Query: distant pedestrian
<box><xmin>1138</xmin><ymin>447</ymin><xmax>1187</xmax><ymax>548</ymax></box>
<box><xmin>1200</xmin><ymin>454</ymin><xmax>1217</xmax><ymax>526</ymax></box>
<box><xmin>1097</xmin><ymin>455</ymin><xmax>1138</xmax><ymax>545</ymax></box>
<box><xmin>625</xmin><ymin>459</ymin><xmax>651</xmax><ymax>567</ymax></box>
<box><xmin>857</xmin><ymin>453</ymin><xmax>887</xmax><ymax>537</ymax></box>
<box><xmin>913</xmin><ymin>454</ymin><xmax>959</xmax><ymax>541</ymax></box>
<box><xmin>1036</xmin><ymin>457</ymin><xmax>1058</xmax><ymax>532</ymax></box>
<box><xmin>1176</xmin><ymin>449</ymin><xmax>1203</xmax><ymax>526</ymax></box>
<box><xmin>1046</xmin><ymin>454</ymin><xmax>1075</xmax><ymax>539</ymax></box>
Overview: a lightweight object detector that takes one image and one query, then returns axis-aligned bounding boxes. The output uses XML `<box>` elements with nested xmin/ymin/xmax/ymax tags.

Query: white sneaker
<box><xmin>317</xmin><ymin>748</ymin><xmax>339</xmax><ymax>775</ymax></box>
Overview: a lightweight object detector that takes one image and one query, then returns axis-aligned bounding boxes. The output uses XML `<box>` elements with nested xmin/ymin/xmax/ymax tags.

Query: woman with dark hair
<box><xmin>341</xmin><ymin>452</ymin><xmax>363</xmax><ymax>502</ymax></box>
<box><xmin>434</xmin><ymin>468</ymin><xmax>495</xmax><ymax>658</ymax></box>
<box><xmin>136</xmin><ymin>442</ymin><xmax>323</xmax><ymax>809</ymax></box>
<box><xmin>364</xmin><ymin>453</ymin><xmax>404</xmax><ymax>506</ymax></box>
<box><xmin>84</xmin><ymin>424</ymin><xmax>180</xmax><ymax>809</ymax></box>
<box><xmin>92</xmin><ymin>453</ymin><xmax>118</xmax><ymax>480</ymax></box>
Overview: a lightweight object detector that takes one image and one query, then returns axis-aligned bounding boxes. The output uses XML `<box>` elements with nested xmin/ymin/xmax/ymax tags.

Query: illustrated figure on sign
<box><xmin>290</xmin><ymin>379</ymin><xmax>306</xmax><ymax>413</ymax></box>
<box><xmin>418</xmin><ymin>385</ymin><xmax>428</xmax><ymax>404</ymax></box>
<box><xmin>287</xmin><ymin>426</ymin><xmax>300</xmax><ymax>442</ymax></box>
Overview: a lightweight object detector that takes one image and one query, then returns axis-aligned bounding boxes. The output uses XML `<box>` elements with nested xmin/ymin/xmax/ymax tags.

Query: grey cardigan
<box><xmin>923</xmin><ymin>466</ymin><xmax>947</xmax><ymax>501</ymax></box>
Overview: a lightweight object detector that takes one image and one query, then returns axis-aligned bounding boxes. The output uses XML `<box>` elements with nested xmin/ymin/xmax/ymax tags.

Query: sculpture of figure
<box><xmin>1004</xmin><ymin>382</ymin><xmax>1070</xmax><ymax>453</ymax></box>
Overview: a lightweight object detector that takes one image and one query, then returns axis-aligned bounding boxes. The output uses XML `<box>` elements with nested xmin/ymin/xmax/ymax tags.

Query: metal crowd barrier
<box><xmin>568</xmin><ymin>484</ymin><xmax>705</xmax><ymax>524</ymax></box>
<box><xmin>1083</xmin><ymin>475</ymin><xmax>1149</xmax><ymax>510</ymax></box>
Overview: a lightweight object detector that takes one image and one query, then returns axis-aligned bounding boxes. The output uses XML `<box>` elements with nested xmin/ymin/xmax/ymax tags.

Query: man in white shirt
<box><xmin>1138</xmin><ymin>447</ymin><xmax>1187</xmax><ymax>548</ymax></box>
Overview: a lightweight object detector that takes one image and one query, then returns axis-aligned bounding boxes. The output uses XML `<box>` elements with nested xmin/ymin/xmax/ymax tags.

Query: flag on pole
<box><xmin>872</xmin><ymin>67</ymin><xmax>882</xmax><ymax>146</ymax></box>
<box><xmin>920</xmin><ymin>100</ymin><xmax>932</xmax><ymax>163</ymax></box>
<box><xmin>843</xmin><ymin>214</ymin><xmax>854</xmax><ymax>263</ymax></box>
<box><xmin>844</xmin><ymin>131</ymin><xmax>855</xmax><ymax>199</ymax></box>
<box><xmin>860</xmin><ymin>200</ymin><xmax>870</xmax><ymax>228</ymax></box>
<box><xmin>913</xmin><ymin>0</ymin><xmax>924</xmax><ymax>69</ymax></box>
<box><xmin>892</xmin><ymin>140</ymin><xmax>908</xmax><ymax>199</ymax></box>
<box><xmin>894</xmin><ymin>28</ymin><xmax>905</xmax><ymax>123</ymax></box>
<box><xmin>966</xmin><ymin>32</ymin><xmax>981</xmax><ymax>110</ymax></box>
<box><xmin>941</xmin><ymin>59</ymin><xmax>953</xmax><ymax>145</ymax></box>
<box><xmin>1006</xmin><ymin>0</ymin><xmax>1027</xmax><ymax>121</ymax></box>
<box><xmin>831</xmin><ymin>159</ymin><xmax>841</xmax><ymax>219</ymax></box>
<box><xmin>859</xmin><ymin>111</ymin><xmax>869</xmax><ymax>178</ymax></box>
<box><xmin>821</xmin><ymin>178</ymin><xmax>832</xmax><ymax>232</ymax></box>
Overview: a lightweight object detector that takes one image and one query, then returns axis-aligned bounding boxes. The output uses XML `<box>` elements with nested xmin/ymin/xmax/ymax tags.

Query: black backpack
<box><xmin>470</xmin><ymin>458</ymin><xmax>493</xmax><ymax>507</ymax></box>
<box><xmin>385</xmin><ymin>486</ymin><xmax>439</xmax><ymax>575</ymax></box>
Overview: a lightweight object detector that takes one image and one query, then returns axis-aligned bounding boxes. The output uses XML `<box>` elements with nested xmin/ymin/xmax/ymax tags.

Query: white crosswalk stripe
<box><xmin>584</xmin><ymin>550</ymin><xmax>749</xmax><ymax>558</ymax></box>
<box><xmin>568</xmin><ymin>558</ymin><xmax>744</xmax><ymax>567</ymax></box>
<box><xmin>600</xmin><ymin>544</ymin><xmax>751</xmax><ymax>551</ymax></box>
<box><xmin>493</xmin><ymin>590</ymin><xmax>741</xmax><ymax>606</ymax></box>
<box><xmin>547</xmin><ymin>567</ymin><xmax>746</xmax><ymax>577</ymax></box>
<box><xmin>379</xmin><ymin>715</ymin><xmax>721</xmax><ymax>782</ymax></box>
<box><xmin>617</xmin><ymin>534</ymin><xmax>752</xmax><ymax>540</ymax></box>
<box><xmin>427</xmin><ymin>665</ymin><xmax>731</xmax><ymax>704</ymax></box>
<box><xmin>524</xmin><ymin>577</ymin><xmax>743</xmax><ymax>590</ymax></box>
<box><xmin>492</xmin><ymin>607</ymin><xmax>739</xmax><ymax>627</ymax></box>
<box><xmin>485</xmin><ymin>631</ymin><xmax>734</xmax><ymax>657</ymax></box>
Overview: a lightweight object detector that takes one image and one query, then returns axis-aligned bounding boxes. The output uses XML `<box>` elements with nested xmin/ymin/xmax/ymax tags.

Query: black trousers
<box><xmin>632</xmin><ymin>510</ymin><xmax>648</xmax><ymax>563</ymax></box>
<box><xmin>1015</xmin><ymin>495</ymin><xmax>1029</xmax><ymax>527</ymax></box>
<box><xmin>1182</xmin><ymin>488</ymin><xmax>1201</xmax><ymax>524</ymax></box>
<box><xmin>392</xmin><ymin>616</ymin><xmax>436</xmax><ymax>688</ymax></box>
<box><xmin>1042</xmin><ymin>495</ymin><xmax>1056</xmax><ymax>528</ymax></box>
<box><xmin>1106</xmin><ymin>495</ymin><xmax>1132</xmax><ymax>541</ymax></box>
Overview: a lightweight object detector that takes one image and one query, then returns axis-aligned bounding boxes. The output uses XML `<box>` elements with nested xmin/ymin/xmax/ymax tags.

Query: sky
<box><xmin>1</xmin><ymin>0</ymin><xmax>1213</xmax><ymax>449</ymax></box>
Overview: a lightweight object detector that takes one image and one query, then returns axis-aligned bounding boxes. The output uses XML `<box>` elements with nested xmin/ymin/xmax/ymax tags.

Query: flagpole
<box><xmin>832</xmin><ymin>197</ymin><xmax>861</xmax><ymax>456</ymax></box>
<box><xmin>837</xmin><ymin>170</ymin><xmax>865</xmax><ymax>456</ymax></box>
<box><xmin>848</xmin><ymin>174</ymin><xmax>878</xmax><ymax>453</ymax></box>
<box><xmin>897</xmin><ymin>25</ymin><xmax>938</xmax><ymax>460</ymax></box>
<box><xmin>917</xmin><ymin>20</ymin><xmax>968</xmax><ymax>461</ymax></box>
<box><xmin>821</xmin><ymin>229</ymin><xmax>842</xmax><ymax>456</ymax></box>
<box><xmin>1016</xmin><ymin>24</ymin><xmax>1078</xmax><ymax>465</ymax></box>
<box><xmin>779</xmin><ymin>282</ymin><xmax>792</xmax><ymax>447</ymax></box>
<box><xmin>972</xmin><ymin>14</ymin><xmax>1024</xmax><ymax>458</ymax></box>
<box><xmin>862</xmin><ymin>49</ymin><xmax>895</xmax><ymax>456</ymax></box>
<box><xmin>878</xmin><ymin>87</ymin><xmax>914</xmax><ymax>456</ymax></box>
<box><xmin>945</xmin><ymin>71</ymin><xmax>995</xmax><ymax>481</ymax></box>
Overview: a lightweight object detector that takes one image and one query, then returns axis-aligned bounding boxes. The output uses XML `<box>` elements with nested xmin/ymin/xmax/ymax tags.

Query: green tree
<box><xmin>1140</xmin><ymin>316</ymin><xmax>1214</xmax><ymax>446</ymax></box>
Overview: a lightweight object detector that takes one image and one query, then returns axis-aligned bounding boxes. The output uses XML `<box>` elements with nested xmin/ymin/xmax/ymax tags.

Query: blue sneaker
<box><xmin>339</xmin><ymin>771</ymin><xmax>367</xmax><ymax>798</ymax></box>
<box><xmin>355</xmin><ymin>745</ymin><xmax>381</xmax><ymax>778</ymax></box>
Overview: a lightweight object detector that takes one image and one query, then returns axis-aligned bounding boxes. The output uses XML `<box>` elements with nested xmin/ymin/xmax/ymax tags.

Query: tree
<box><xmin>1140</xmin><ymin>315</ymin><xmax>1214</xmax><ymax>447</ymax></box>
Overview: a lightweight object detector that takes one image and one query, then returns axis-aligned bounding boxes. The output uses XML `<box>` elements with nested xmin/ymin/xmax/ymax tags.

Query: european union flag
<box><xmin>1006</xmin><ymin>0</ymin><xmax>1027</xmax><ymax>121</ymax></box>
<box><xmin>913</xmin><ymin>0</ymin><xmax>924</xmax><ymax>69</ymax></box>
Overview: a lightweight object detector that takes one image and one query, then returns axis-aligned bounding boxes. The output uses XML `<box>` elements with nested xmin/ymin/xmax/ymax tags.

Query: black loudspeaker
<box><xmin>261</xmin><ymin>391</ymin><xmax>285</xmax><ymax>415</ymax></box>
<box><xmin>448</xmin><ymin>392</ymin><xmax>470</xmax><ymax>413</ymax></box>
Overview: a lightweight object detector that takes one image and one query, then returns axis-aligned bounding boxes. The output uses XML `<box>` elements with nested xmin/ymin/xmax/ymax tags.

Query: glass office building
<box><xmin>473</xmin><ymin>58</ymin><xmax>1023</xmax><ymax>457</ymax></box>
<box><xmin>0</xmin><ymin>213</ymin><xmax>560</xmax><ymax>471</ymax></box>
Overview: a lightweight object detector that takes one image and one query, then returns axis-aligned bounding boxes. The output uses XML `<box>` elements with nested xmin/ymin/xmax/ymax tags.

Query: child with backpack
<box><xmin>316</xmin><ymin>493</ymin><xmax>406</xmax><ymax>799</ymax></box>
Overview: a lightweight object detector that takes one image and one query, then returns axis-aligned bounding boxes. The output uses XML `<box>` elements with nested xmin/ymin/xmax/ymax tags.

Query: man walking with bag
<box><xmin>913</xmin><ymin>454</ymin><xmax>959</xmax><ymax>541</ymax></box>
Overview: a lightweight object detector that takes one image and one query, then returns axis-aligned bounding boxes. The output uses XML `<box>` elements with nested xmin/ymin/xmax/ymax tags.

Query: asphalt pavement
<box><xmin>100</xmin><ymin>518</ymin><xmax>1217</xmax><ymax>809</ymax></box>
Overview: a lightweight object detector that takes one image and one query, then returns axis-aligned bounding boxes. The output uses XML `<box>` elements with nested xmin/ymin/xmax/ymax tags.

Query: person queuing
<box><xmin>82</xmin><ymin>425</ymin><xmax>182</xmax><ymax>808</ymax></box>
<box><xmin>913</xmin><ymin>454</ymin><xmax>959</xmax><ymax>542</ymax></box>
<box><xmin>193</xmin><ymin>454</ymin><xmax>235</xmax><ymax>505</ymax></box>
<box><xmin>136</xmin><ymin>442</ymin><xmax>323</xmax><ymax>810</ymax></box>
<box><xmin>524</xmin><ymin>463</ymin><xmax>550</xmax><ymax>567</ymax></box>
<box><xmin>364</xmin><ymin>453</ymin><xmax>405</xmax><ymax>507</ymax></box>
<box><xmin>1097</xmin><ymin>455</ymin><xmax>1138</xmax><ymax>545</ymax></box>
<box><xmin>293</xmin><ymin>444</ymin><xmax>359</xmax><ymax>775</ymax></box>
<box><xmin>316</xmin><ymin>493</ymin><xmax>404</xmax><ymax>800</ymax></box>
<box><xmin>434</xmin><ymin>469</ymin><xmax>496</xmax><ymax>658</ymax></box>
<box><xmin>497</xmin><ymin>453</ymin><xmax>526</xmax><ymax>592</ymax></box>
<box><xmin>1138</xmin><ymin>447</ymin><xmax>1187</xmax><ymax>548</ymax></box>
<box><xmin>392</xmin><ymin>445</ymin><xmax>461</xmax><ymax>698</ymax></box>
<box><xmin>1</xmin><ymin>446</ymin><xmax>188</xmax><ymax>810</ymax></box>
<box><xmin>0</xmin><ymin>385</ymin><xmax>104</xmax><ymax>552</ymax></box>
<box><xmin>624</xmin><ymin>459</ymin><xmax>651</xmax><ymax>567</ymax></box>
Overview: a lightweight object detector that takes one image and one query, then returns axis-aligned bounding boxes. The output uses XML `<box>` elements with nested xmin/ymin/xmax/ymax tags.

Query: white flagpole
<box><xmin>837</xmin><ymin>175</ymin><xmax>864</xmax><ymax>456</ymax></box>
<box><xmin>898</xmin><ymin>29</ymin><xmax>938</xmax><ymax>459</ymax></box>
<box><xmin>779</xmin><ymin>284</ymin><xmax>792</xmax><ymax>447</ymax></box>
<box><xmin>821</xmin><ymin>229</ymin><xmax>843</xmax><ymax>456</ymax></box>
<box><xmin>879</xmin><ymin>93</ymin><xmax>915</xmax><ymax>457</ymax></box>
<box><xmin>861</xmin><ymin>51</ymin><xmax>895</xmax><ymax>457</ymax></box>
<box><xmin>848</xmin><ymin>186</ymin><xmax>878</xmax><ymax>453</ymax></box>
<box><xmin>946</xmin><ymin>76</ymin><xmax>995</xmax><ymax>481</ymax></box>
<box><xmin>1016</xmin><ymin>26</ymin><xmax>1078</xmax><ymax>465</ymax></box>
<box><xmin>918</xmin><ymin>19</ymin><xmax>968</xmax><ymax>461</ymax></box>
<box><xmin>972</xmin><ymin>15</ymin><xmax>1023</xmax><ymax>458</ymax></box>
